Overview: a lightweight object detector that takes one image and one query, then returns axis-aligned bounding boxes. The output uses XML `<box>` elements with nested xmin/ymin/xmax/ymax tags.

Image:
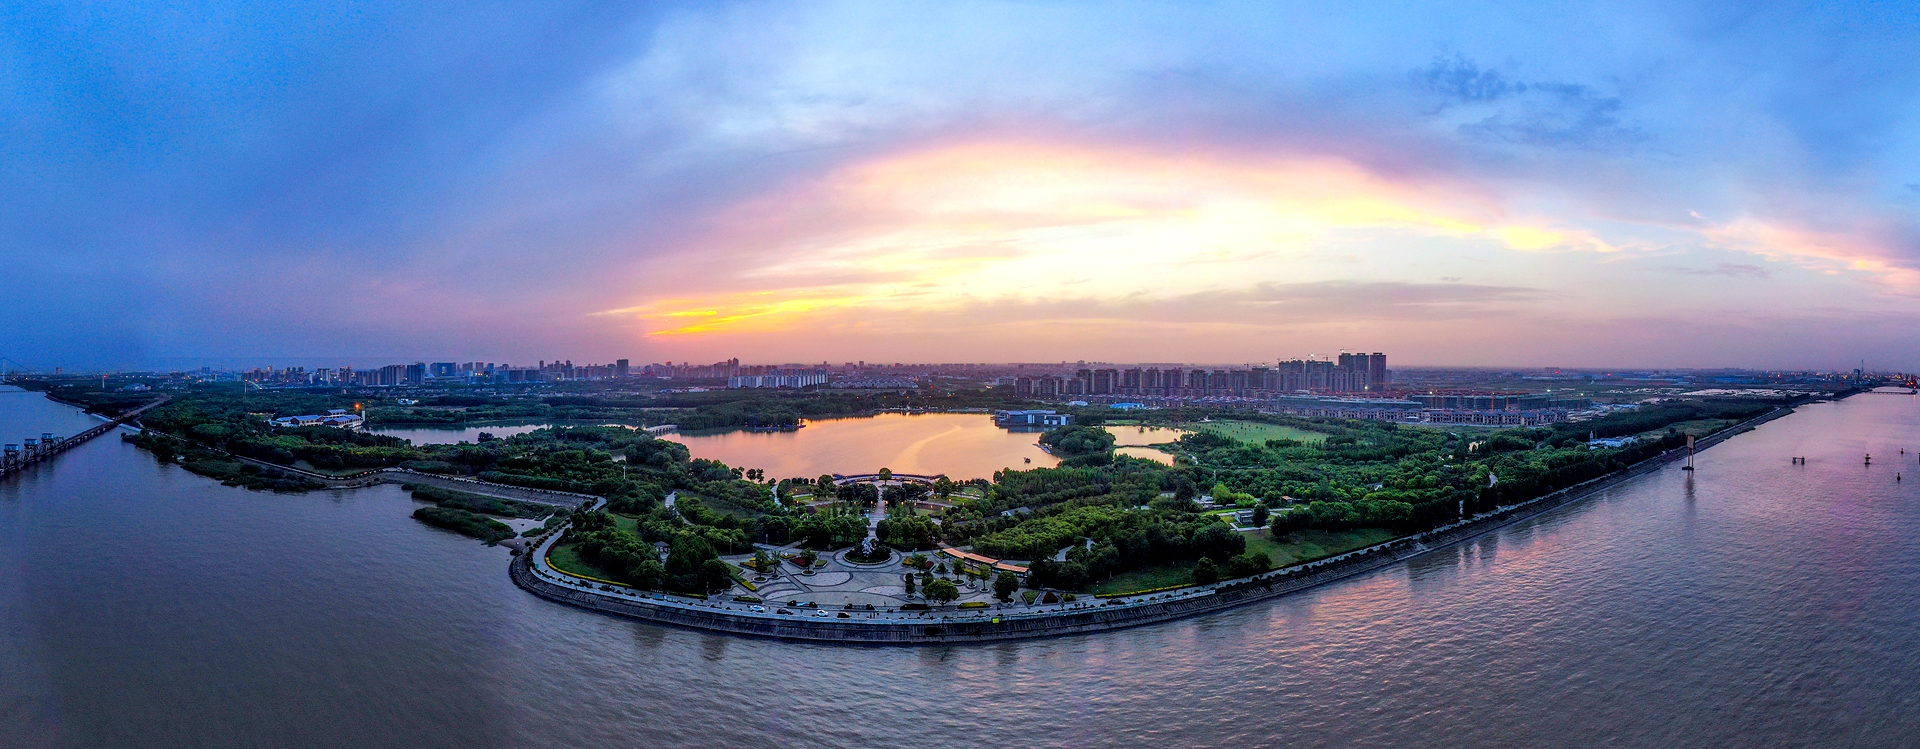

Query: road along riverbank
<box><xmin>511</xmin><ymin>404</ymin><xmax>1800</xmax><ymax>645</ymax></box>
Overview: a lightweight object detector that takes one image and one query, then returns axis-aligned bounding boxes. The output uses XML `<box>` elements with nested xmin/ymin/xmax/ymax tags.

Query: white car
<box><xmin>749</xmin><ymin>605</ymin><xmax>765</xmax><ymax>613</ymax></box>
<box><xmin>815</xmin><ymin>610</ymin><xmax>830</xmax><ymax>617</ymax></box>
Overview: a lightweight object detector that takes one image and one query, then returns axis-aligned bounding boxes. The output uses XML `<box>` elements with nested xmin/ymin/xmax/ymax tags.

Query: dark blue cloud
<box><xmin>1413</xmin><ymin>55</ymin><xmax>1524</xmax><ymax>102</ymax></box>
<box><xmin>1412</xmin><ymin>55</ymin><xmax>1646</xmax><ymax>152</ymax></box>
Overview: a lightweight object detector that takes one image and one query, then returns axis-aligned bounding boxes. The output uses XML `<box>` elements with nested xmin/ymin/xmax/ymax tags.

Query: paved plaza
<box><xmin>723</xmin><ymin>546</ymin><xmax>1001</xmax><ymax>608</ymax></box>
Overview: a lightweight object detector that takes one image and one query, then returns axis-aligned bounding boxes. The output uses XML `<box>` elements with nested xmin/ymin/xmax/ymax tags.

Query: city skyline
<box><xmin>6</xmin><ymin>3</ymin><xmax>1920</xmax><ymax>371</ymax></box>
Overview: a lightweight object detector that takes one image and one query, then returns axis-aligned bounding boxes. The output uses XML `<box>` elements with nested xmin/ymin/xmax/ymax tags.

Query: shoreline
<box><xmin>52</xmin><ymin>388</ymin><xmax>1808</xmax><ymax>645</ymax></box>
<box><xmin>510</xmin><ymin>403</ymin><xmax>1802</xmax><ymax>645</ymax></box>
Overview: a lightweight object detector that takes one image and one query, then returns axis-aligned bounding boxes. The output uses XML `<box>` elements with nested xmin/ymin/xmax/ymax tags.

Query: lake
<box><xmin>367</xmin><ymin>421</ymin><xmax>555</xmax><ymax>445</ymax></box>
<box><xmin>662</xmin><ymin>413</ymin><xmax>1060</xmax><ymax>480</ymax></box>
<box><xmin>5</xmin><ymin>389</ymin><xmax>1919</xmax><ymax>747</ymax></box>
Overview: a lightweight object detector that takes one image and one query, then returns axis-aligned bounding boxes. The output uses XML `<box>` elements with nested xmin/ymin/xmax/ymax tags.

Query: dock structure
<box><xmin>0</xmin><ymin>396</ymin><xmax>168</xmax><ymax>480</ymax></box>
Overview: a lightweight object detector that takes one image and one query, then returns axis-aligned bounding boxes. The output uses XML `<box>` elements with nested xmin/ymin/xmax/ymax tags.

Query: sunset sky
<box><xmin>6</xmin><ymin>2</ymin><xmax>1920</xmax><ymax>369</ymax></box>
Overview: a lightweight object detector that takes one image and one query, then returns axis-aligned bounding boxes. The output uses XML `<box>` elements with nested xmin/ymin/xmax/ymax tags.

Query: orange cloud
<box><xmin>1703</xmin><ymin>218</ymin><xmax>1920</xmax><ymax>291</ymax></box>
<box><xmin>603</xmin><ymin>139</ymin><xmax>1920</xmax><ymax>346</ymax></box>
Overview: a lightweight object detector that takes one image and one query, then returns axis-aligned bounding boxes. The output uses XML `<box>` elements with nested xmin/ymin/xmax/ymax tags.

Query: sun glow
<box><xmin>608</xmin><ymin>143</ymin><xmax>1592</xmax><ymax>335</ymax></box>
<box><xmin>602</xmin><ymin>140</ymin><xmax>1902</xmax><ymax>342</ymax></box>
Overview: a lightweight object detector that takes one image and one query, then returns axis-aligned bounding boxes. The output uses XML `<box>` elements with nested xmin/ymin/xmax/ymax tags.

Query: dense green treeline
<box><xmin>109</xmin><ymin>383</ymin><xmax>1791</xmax><ymax>592</ymax></box>
<box><xmin>367</xmin><ymin>388</ymin><xmax>1034</xmax><ymax>430</ymax></box>
<box><xmin>411</xmin><ymin>506</ymin><xmax>515</xmax><ymax>544</ymax></box>
<box><xmin>949</xmin><ymin>397</ymin><xmax>1787</xmax><ymax>589</ymax></box>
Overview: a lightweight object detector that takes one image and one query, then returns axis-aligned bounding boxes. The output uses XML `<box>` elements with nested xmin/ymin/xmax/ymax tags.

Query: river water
<box><xmin>2</xmin><ymin>387</ymin><xmax>1918</xmax><ymax>748</ymax></box>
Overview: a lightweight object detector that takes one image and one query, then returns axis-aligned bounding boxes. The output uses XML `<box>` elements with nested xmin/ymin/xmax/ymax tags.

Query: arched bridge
<box><xmin>832</xmin><ymin>472</ymin><xmax>947</xmax><ymax>486</ymax></box>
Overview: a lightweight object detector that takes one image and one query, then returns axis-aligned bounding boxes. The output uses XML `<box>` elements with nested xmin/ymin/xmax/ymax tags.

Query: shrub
<box><xmin>411</xmin><ymin>506</ymin><xmax>514</xmax><ymax>544</ymax></box>
<box><xmin>1192</xmin><ymin>557</ymin><xmax>1220</xmax><ymax>585</ymax></box>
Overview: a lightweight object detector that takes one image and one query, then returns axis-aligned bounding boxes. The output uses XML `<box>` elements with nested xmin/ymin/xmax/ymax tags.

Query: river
<box><xmin>2</xmin><ymin>387</ymin><xmax>1918</xmax><ymax>747</ymax></box>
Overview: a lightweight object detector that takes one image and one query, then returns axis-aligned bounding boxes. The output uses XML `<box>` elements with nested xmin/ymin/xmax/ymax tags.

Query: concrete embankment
<box><xmin>510</xmin><ymin>404</ymin><xmax>1798</xmax><ymax>645</ymax></box>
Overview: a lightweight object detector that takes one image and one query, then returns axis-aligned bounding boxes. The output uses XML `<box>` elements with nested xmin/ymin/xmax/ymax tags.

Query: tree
<box><xmin>878</xmin><ymin>467</ymin><xmax>893</xmax><ymax>481</ymax></box>
<box><xmin>894</xmin><ymin>482</ymin><xmax>930</xmax><ymax>505</ymax></box>
<box><xmin>924</xmin><ymin>578</ymin><xmax>960</xmax><ymax>604</ymax></box>
<box><xmin>903</xmin><ymin>573</ymin><xmax>917</xmax><ymax>597</ymax></box>
<box><xmin>816</xmin><ymin>474</ymin><xmax>836</xmax><ymax>493</ymax></box>
<box><xmin>994</xmin><ymin>572</ymin><xmax>1019</xmax><ymax>603</ymax></box>
<box><xmin>698</xmin><ymin>558</ymin><xmax>735</xmax><ymax>593</ymax></box>
<box><xmin>1039</xmin><ymin>424</ymin><xmax>1117</xmax><ymax>456</ymax></box>
<box><xmin>751</xmin><ymin>549</ymin><xmax>773</xmax><ymax>572</ymax></box>
<box><xmin>628</xmin><ymin>559</ymin><xmax>665</xmax><ymax>590</ymax></box>
<box><xmin>1251</xmin><ymin>504</ymin><xmax>1270</xmax><ymax>527</ymax></box>
<box><xmin>878</xmin><ymin>514</ymin><xmax>940</xmax><ymax>550</ymax></box>
<box><xmin>1271</xmin><ymin>509</ymin><xmax>1309</xmax><ymax>535</ymax></box>
<box><xmin>665</xmin><ymin>534</ymin><xmax>719</xmax><ymax>592</ymax></box>
<box><xmin>1192</xmin><ymin>523</ymin><xmax>1246</xmax><ymax>563</ymax></box>
<box><xmin>933</xmin><ymin>475</ymin><xmax>955</xmax><ymax>499</ymax></box>
<box><xmin>1192</xmin><ymin>557</ymin><xmax>1219</xmax><ymax>585</ymax></box>
<box><xmin>1227</xmin><ymin>551</ymin><xmax>1272</xmax><ymax>578</ymax></box>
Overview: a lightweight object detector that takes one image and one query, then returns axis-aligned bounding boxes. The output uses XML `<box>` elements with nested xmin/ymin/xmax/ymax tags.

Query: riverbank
<box><xmin>128</xmin><ymin>424</ymin><xmax>600</xmax><ymax>509</ymax></box>
<box><xmin>510</xmin><ymin>404</ymin><xmax>1801</xmax><ymax>644</ymax></box>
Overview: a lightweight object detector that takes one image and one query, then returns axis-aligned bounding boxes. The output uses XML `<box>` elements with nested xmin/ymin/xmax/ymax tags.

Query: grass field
<box><xmin>1244</xmin><ymin>527</ymin><xmax>1396</xmax><ymax>566</ymax></box>
<box><xmin>1087</xmin><ymin>562</ymin><xmax>1198</xmax><ymax>595</ymax></box>
<box><xmin>1195</xmin><ymin>420</ymin><xmax>1329</xmax><ymax>444</ymax></box>
<box><xmin>548</xmin><ymin>542</ymin><xmax>620</xmax><ymax>581</ymax></box>
<box><xmin>1636</xmin><ymin>419</ymin><xmax>1733</xmax><ymax>439</ymax></box>
<box><xmin>680</xmin><ymin>494</ymin><xmax>761</xmax><ymax>521</ymax></box>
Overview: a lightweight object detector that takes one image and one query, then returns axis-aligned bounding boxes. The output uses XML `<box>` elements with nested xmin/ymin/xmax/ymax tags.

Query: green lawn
<box><xmin>1195</xmin><ymin>420</ymin><xmax>1329</xmax><ymax>444</ymax></box>
<box><xmin>1637</xmin><ymin>419</ymin><xmax>1733</xmax><ymax>440</ymax></box>
<box><xmin>1083</xmin><ymin>527</ymin><xmax>1398</xmax><ymax>595</ymax></box>
<box><xmin>1244</xmin><ymin>527</ymin><xmax>1396</xmax><ymax>566</ymax></box>
<box><xmin>681</xmin><ymin>494</ymin><xmax>761</xmax><ymax>521</ymax></box>
<box><xmin>1086</xmin><ymin>562</ymin><xmax>1198</xmax><ymax>595</ymax></box>
<box><xmin>548</xmin><ymin>542</ymin><xmax>621</xmax><ymax>581</ymax></box>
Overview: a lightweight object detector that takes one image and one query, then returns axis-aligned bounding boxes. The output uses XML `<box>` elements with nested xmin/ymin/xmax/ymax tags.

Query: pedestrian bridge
<box><xmin>832</xmin><ymin>472</ymin><xmax>947</xmax><ymax>486</ymax></box>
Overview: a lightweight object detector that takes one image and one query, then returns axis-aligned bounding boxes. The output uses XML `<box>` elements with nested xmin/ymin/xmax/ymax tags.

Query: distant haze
<box><xmin>4</xmin><ymin>3</ymin><xmax>1918</xmax><ymax>371</ymax></box>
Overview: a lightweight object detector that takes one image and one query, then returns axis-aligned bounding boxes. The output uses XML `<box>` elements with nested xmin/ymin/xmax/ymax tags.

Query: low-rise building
<box><xmin>994</xmin><ymin>410</ymin><xmax>1072</xmax><ymax>427</ymax></box>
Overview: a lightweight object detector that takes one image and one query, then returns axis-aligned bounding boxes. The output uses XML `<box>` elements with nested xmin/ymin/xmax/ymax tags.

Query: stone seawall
<box><xmin>509</xmin><ymin>405</ymin><xmax>1796</xmax><ymax>645</ymax></box>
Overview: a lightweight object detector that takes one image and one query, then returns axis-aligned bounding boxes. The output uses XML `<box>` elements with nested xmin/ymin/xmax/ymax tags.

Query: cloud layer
<box><xmin>4</xmin><ymin>1</ymin><xmax>1919</xmax><ymax>369</ymax></box>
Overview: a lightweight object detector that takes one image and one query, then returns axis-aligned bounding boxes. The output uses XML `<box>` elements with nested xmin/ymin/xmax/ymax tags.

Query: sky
<box><xmin>4</xmin><ymin>1</ymin><xmax>1920</xmax><ymax>371</ymax></box>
